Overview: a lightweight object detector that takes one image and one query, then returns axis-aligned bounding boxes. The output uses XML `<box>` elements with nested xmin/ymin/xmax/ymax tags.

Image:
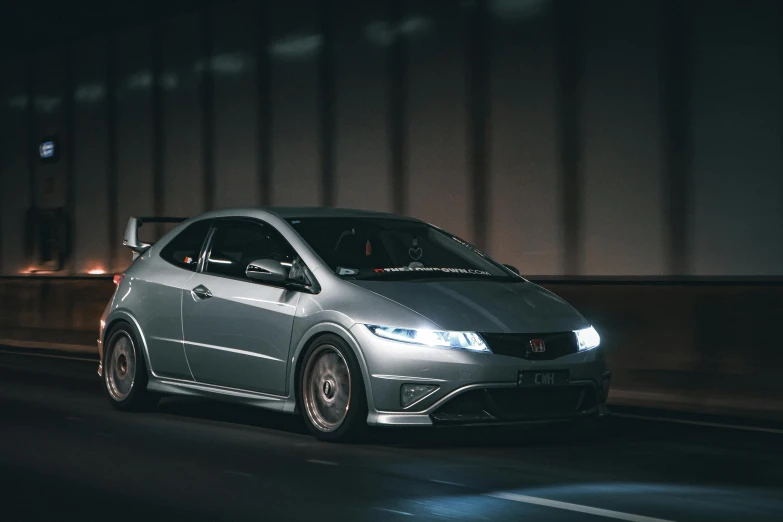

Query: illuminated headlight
<box><xmin>574</xmin><ymin>326</ymin><xmax>600</xmax><ymax>351</ymax></box>
<box><xmin>365</xmin><ymin>325</ymin><xmax>491</xmax><ymax>353</ymax></box>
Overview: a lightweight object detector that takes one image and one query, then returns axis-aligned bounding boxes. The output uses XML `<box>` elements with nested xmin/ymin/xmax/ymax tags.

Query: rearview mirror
<box><xmin>246</xmin><ymin>259</ymin><xmax>289</xmax><ymax>283</ymax></box>
<box><xmin>503</xmin><ymin>264</ymin><xmax>520</xmax><ymax>275</ymax></box>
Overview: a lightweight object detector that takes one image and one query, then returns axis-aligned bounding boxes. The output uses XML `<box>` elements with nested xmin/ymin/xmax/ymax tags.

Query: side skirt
<box><xmin>147</xmin><ymin>376</ymin><xmax>298</xmax><ymax>414</ymax></box>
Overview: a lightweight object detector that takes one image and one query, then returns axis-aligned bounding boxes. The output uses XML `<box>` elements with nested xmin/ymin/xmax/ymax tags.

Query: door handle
<box><xmin>191</xmin><ymin>284</ymin><xmax>212</xmax><ymax>300</ymax></box>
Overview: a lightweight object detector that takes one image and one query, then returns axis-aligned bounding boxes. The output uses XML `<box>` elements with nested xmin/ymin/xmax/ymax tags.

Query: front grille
<box><xmin>481</xmin><ymin>332</ymin><xmax>578</xmax><ymax>360</ymax></box>
<box><xmin>431</xmin><ymin>385</ymin><xmax>595</xmax><ymax>424</ymax></box>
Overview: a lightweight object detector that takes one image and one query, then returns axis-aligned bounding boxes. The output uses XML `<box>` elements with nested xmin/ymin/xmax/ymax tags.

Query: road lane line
<box><xmin>306</xmin><ymin>459</ymin><xmax>338</xmax><ymax>466</ymax></box>
<box><xmin>224</xmin><ymin>470</ymin><xmax>255</xmax><ymax>478</ymax></box>
<box><xmin>485</xmin><ymin>491</ymin><xmax>675</xmax><ymax>522</ymax></box>
<box><xmin>614</xmin><ymin>413</ymin><xmax>783</xmax><ymax>435</ymax></box>
<box><xmin>429</xmin><ymin>479</ymin><xmax>466</xmax><ymax>487</ymax></box>
<box><xmin>375</xmin><ymin>508</ymin><xmax>414</xmax><ymax>516</ymax></box>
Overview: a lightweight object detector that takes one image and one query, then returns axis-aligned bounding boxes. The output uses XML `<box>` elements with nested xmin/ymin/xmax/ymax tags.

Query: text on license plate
<box><xmin>518</xmin><ymin>370</ymin><xmax>569</xmax><ymax>387</ymax></box>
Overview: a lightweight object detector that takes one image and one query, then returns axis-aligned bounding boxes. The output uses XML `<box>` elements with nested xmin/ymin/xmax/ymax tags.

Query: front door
<box><xmin>181</xmin><ymin>219</ymin><xmax>301</xmax><ymax>396</ymax></box>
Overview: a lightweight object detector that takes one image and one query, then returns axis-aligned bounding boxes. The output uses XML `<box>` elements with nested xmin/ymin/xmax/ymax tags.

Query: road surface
<box><xmin>1</xmin><ymin>349</ymin><xmax>781</xmax><ymax>522</ymax></box>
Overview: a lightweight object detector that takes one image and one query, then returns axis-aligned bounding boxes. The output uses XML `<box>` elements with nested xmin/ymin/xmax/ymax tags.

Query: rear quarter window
<box><xmin>160</xmin><ymin>220</ymin><xmax>212</xmax><ymax>271</ymax></box>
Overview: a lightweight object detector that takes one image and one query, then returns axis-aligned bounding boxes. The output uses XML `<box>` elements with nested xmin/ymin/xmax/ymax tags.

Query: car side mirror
<box><xmin>246</xmin><ymin>259</ymin><xmax>289</xmax><ymax>283</ymax></box>
<box><xmin>503</xmin><ymin>264</ymin><xmax>520</xmax><ymax>275</ymax></box>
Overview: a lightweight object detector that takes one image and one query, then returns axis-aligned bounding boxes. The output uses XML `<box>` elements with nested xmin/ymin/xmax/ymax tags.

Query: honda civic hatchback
<box><xmin>99</xmin><ymin>207</ymin><xmax>610</xmax><ymax>441</ymax></box>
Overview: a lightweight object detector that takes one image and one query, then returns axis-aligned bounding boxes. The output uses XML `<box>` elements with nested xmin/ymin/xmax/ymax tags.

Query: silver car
<box><xmin>98</xmin><ymin>208</ymin><xmax>610</xmax><ymax>441</ymax></box>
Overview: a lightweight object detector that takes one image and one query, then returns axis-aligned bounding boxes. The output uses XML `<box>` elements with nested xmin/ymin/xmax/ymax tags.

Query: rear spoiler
<box><xmin>123</xmin><ymin>216</ymin><xmax>188</xmax><ymax>259</ymax></box>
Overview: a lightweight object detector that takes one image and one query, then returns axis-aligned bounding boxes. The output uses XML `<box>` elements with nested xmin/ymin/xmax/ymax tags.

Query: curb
<box><xmin>0</xmin><ymin>338</ymin><xmax>96</xmax><ymax>355</ymax></box>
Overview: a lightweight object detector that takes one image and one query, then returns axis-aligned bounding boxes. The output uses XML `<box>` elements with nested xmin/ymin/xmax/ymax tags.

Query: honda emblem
<box><xmin>529</xmin><ymin>338</ymin><xmax>546</xmax><ymax>353</ymax></box>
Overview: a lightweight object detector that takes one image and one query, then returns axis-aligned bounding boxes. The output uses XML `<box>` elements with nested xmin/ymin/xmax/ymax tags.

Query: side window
<box><xmin>160</xmin><ymin>220</ymin><xmax>212</xmax><ymax>271</ymax></box>
<box><xmin>205</xmin><ymin>220</ymin><xmax>297</xmax><ymax>281</ymax></box>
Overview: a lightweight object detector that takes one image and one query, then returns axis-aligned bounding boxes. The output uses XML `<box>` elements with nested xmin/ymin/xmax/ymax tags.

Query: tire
<box><xmin>102</xmin><ymin>322</ymin><xmax>158</xmax><ymax>411</ymax></box>
<box><xmin>297</xmin><ymin>334</ymin><xmax>368</xmax><ymax>442</ymax></box>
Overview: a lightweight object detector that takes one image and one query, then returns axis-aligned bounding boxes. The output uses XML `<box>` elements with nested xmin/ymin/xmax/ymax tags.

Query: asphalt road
<box><xmin>1</xmin><ymin>349</ymin><xmax>782</xmax><ymax>522</ymax></box>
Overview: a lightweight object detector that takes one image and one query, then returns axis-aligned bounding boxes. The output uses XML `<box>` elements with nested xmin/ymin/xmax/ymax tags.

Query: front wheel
<box><xmin>298</xmin><ymin>335</ymin><xmax>367</xmax><ymax>442</ymax></box>
<box><xmin>103</xmin><ymin>323</ymin><xmax>158</xmax><ymax>411</ymax></box>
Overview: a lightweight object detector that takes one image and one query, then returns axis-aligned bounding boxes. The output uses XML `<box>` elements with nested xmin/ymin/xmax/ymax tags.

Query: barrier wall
<box><xmin>1</xmin><ymin>277</ymin><xmax>781</xmax><ymax>420</ymax></box>
<box><xmin>546</xmin><ymin>282</ymin><xmax>783</xmax><ymax>419</ymax></box>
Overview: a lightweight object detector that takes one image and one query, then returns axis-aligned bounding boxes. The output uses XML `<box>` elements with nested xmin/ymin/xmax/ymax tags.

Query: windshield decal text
<box><xmin>373</xmin><ymin>267</ymin><xmax>491</xmax><ymax>276</ymax></box>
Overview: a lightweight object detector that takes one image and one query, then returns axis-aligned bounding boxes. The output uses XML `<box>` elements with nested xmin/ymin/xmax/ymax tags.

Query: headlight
<box><xmin>365</xmin><ymin>325</ymin><xmax>491</xmax><ymax>353</ymax></box>
<box><xmin>574</xmin><ymin>326</ymin><xmax>600</xmax><ymax>351</ymax></box>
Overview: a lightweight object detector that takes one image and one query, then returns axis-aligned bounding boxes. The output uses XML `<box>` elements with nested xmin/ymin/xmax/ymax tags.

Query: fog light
<box><xmin>400</xmin><ymin>384</ymin><xmax>439</xmax><ymax>408</ymax></box>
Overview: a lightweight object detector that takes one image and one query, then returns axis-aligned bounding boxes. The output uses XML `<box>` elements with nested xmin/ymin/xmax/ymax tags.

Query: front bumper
<box><xmin>350</xmin><ymin>325</ymin><xmax>611</xmax><ymax>427</ymax></box>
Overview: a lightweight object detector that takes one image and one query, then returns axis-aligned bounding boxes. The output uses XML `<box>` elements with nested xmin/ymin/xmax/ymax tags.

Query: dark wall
<box><xmin>548</xmin><ymin>281</ymin><xmax>783</xmax><ymax>418</ymax></box>
<box><xmin>1</xmin><ymin>0</ymin><xmax>782</xmax><ymax>277</ymax></box>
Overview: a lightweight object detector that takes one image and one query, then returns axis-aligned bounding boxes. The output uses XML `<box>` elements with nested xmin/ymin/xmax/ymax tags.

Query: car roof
<box><xmin>263</xmin><ymin>206</ymin><xmax>415</xmax><ymax>220</ymax></box>
<box><xmin>180</xmin><ymin>207</ymin><xmax>424</xmax><ymax>226</ymax></box>
<box><xmin>192</xmin><ymin>206</ymin><xmax>417</xmax><ymax>220</ymax></box>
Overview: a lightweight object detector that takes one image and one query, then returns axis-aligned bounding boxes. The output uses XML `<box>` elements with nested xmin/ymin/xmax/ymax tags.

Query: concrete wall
<box><xmin>0</xmin><ymin>0</ymin><xmax>781</xmax><ymax>278</ymax></box>
<box><xmin>547</xmin><ymin>281</ymin><xmax>783</xmax><ymax>418</ymax></box>
<box><xmin>0</xmin><ymin>278</ymin><xmax>113</xmax><ymax>334</ymax></box>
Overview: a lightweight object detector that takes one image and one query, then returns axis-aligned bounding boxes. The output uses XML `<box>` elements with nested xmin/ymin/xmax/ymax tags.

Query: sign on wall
<box><xmin>39</xmin><ymin>135</ymin><xmax>60</xmax><ymax>163</ymax></box>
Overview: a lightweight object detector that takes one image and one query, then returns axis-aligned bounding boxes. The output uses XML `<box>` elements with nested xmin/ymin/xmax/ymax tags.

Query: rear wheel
<box><xmin>103</xmin><ymin>323</ymin><xmax>158</xmax><ymax>411</ymax></box>
<box><xmin>298</xmin><ymin>334</ymin><xmax>367</xmax><ymax>442</ymax></box>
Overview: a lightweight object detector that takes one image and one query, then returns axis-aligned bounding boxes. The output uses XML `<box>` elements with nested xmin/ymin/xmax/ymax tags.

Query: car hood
<box><xmin>348</xmin><ymin>279</ymin><xmax>589</xmax><ymax>333</ymax></box>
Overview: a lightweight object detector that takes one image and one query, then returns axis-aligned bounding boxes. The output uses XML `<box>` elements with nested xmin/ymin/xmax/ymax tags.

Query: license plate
<box><xmin>518</xmin><ymin>370</ymin><xmax>569</xmax><ymax>387</ymax></box>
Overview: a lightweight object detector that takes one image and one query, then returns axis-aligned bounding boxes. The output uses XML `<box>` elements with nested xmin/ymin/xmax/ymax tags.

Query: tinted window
<box><xmin>160</xmin><ymin>220</ymin><xmax>212</xmax><ymax>271</ymax></box>
<box><xmin>288</xmin><ymin>217</ymin><xmax>515</xmax><ymax>281</ymax></box>
<box><xmin>205</xmin><ymin>220</ymin><xmax>296</xmax><ymax>281</ymax></box>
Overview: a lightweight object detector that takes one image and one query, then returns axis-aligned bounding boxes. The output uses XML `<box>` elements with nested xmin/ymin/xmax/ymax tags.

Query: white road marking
<box><xmin>224</xmin><ymin>470</ymin><xmax>255</xmax><ymax>478</ymax></box>
<box><xmin>306</xmin><ymin>459</ymin><xmax>338</xmax><ymax>466</ymax></box>
<box><xmin>614</xmin><ymin>413</ymin><xmax>783</xmax><ymax>435</ymax></box>
<box><xmin>485</xmin><ymin>491</ymin><xmax>675</xmax><ymax>522</ymax></box>
<box><xmin>375</xmin><ymin>508</ymin><xmax>414</xmax><ymax>516</ymax></box>
<box><xmin>429</xmin><ymin>479</ymin><xmax>465</xmax><ymax>487</ymax></box>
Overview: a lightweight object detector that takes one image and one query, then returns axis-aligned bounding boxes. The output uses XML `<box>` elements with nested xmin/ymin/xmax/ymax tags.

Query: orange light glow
<box><xmin>87</xmin><ymin>267</ymin><xmax>107</xmax><ymax>275</ymax></box>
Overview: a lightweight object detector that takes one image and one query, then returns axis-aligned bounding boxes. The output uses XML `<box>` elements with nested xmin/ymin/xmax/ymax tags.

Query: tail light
<box><xmin>113</xmin><ymin>274</ymin><xmax>125</xmax><ymax>286</ymax></box>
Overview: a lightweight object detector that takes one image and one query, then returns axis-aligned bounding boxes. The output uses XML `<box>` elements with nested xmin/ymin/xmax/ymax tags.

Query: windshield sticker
<box><xmin>373</xmin><ymin>267</ymin><xmax>491</xmax><ymax>276</ymax></box>
<box><xmin>408</xmin><ymin>238</ymin><xmax>423</xmax><ymax>261</ymax></box>
<box><xmin>338</xmin><ymin>267</ymin><xmax>359</xmax><ymax>276</ymax></box>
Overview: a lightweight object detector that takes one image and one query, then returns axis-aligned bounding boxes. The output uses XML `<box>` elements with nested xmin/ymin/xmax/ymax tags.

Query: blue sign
<box><xmin>39</xmin><ymin>136</ymin><xmax>59</xmax><ymax>163</ymax></box>
<box><xmin>39</xmin><ymin>141</ymin><xmax>55</xmax><ymax>159</ymax></box>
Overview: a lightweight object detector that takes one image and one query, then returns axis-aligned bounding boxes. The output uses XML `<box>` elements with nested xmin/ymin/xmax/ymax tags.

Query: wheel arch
<box><xmin>102</xmin><ymin>310</ymin><xmax>155</xmax><ymax>378</ymax></box>
<box><xmin>288</xmin><ymin>322</ymin><xmax>374</xmax><ymax>415</ymax></box>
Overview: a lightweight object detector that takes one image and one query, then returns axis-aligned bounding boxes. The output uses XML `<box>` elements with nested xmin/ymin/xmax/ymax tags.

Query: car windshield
<box><xmin>288</xmin><ymin>217</ymin><xmax>518</xmax><ymax>281</ymax></box>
